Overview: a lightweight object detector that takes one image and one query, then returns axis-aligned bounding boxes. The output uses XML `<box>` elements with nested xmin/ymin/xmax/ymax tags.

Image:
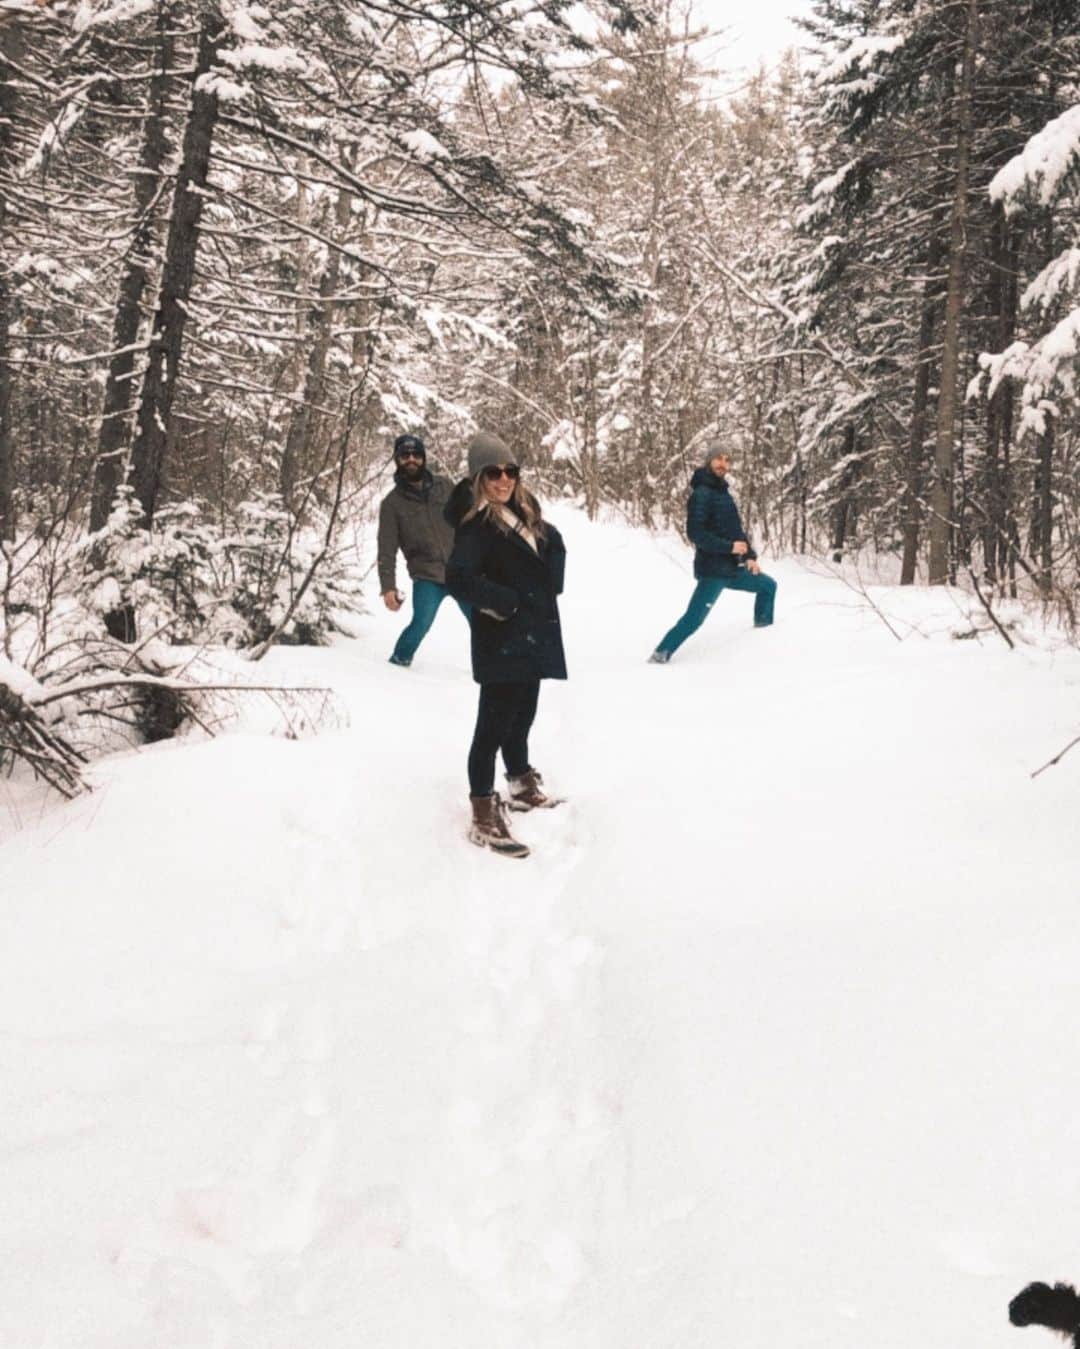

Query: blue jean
<box><xmin>656</xmin><ymin>571</ymin><xmax>777</xmax><ymax>656</ymax></box>
<box><xmin>391</xmin><ymin>579</ymin><xmax>469</xmax><ymax>665</ymax></box>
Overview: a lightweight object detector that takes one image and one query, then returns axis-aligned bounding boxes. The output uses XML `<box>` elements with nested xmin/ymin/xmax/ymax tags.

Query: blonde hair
<box><xmin>463</xmin><ymin>473</ymin><xmax>547</xmax><ymax>538</ymax></box>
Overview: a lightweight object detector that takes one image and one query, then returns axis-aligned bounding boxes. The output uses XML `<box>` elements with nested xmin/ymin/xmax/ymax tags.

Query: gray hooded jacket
<box><xmin>377</xmin><ymin>468</ymin><xmax>457</xmax><ymax>592</ymax></box>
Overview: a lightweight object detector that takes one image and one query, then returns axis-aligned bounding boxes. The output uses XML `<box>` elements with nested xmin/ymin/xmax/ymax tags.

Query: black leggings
<box><xmin>468</xmin><ymin>680</ymin><xmax>540</xmax><ymax>796</ymax></box>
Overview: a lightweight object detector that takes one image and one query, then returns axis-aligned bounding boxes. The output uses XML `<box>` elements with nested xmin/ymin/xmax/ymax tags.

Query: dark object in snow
<box><xmin>1010</xmin><ymin>1282</ymin><xmax>1080</xmax><ymax>1343</ymax></box>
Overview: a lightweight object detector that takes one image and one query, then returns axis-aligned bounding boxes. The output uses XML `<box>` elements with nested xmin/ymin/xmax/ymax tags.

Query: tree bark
<box><xmin>280</xmin><ymin>185</ymin><xmax>351</xmax><ymax>513</ymax></box>
<box><xmin>582</xmin><ymin>321</ymin><xmax>600</xmax><ymax>521</ymax></box>
<box><xmin>90</xmin><ymin>0</ymin><xmax>176</xmax><ymax>532</ymax></box>
<box><xmin>635</xmin><ymin>45</ymin><xmax>670</xmax><ymax>531</ymax></box>
<box><xmin>928</xmin><ymin>0</ymin><xmax>979</xmax><ymax>586</ymax></box>
<box><xmin>900</xmin><ymin>229</ymin><xmax>945</xmax><ymax>585</ymax></box>
<box><xmin>1032</xmin><ymin>415</ymin><xmax>1055</xmax><ymax>593</ymax></box>
<box><xmin>0</xmin><ymin>11</ymin><xmax>26</xmax><ymax>542</ymax></box>
<box><xmin>129</xmin><ymin>12</ymin><xmax>224</xmax><ymax>526</ymax></box>
<box><xmin>1031</xmin><ymin>212</ymin><xmax>1057</xmax><ymax>595</ymax></box>
<box><xmin>831</xmin><ymin>424</ymin><xmax>858</xmax><ymax>562</ymax></box>
<box><xmin>988</xmin><ymin>207</ymin><xmax>1019</xmax><ymax>586</ymax></box>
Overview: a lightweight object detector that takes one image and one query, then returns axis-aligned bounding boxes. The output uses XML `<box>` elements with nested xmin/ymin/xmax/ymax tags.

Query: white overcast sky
<box><xmin>693</xmin><ymin>0</ymin><xmax>816</xmax><ymax>74</ymax></box>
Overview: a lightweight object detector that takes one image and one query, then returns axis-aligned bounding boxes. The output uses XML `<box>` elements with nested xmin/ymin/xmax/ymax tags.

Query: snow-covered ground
<box><xmin>2</xmin><ymin>507</ymin><xmax>1079</xmax><ymax>1348</ymax></box>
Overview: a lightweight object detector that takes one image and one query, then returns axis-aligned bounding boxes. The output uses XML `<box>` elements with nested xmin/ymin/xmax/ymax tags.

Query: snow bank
<box><xmin>1</xmin><ymin>508</ymin><xmax>1078</xmax><ymax>1347</ymax></box>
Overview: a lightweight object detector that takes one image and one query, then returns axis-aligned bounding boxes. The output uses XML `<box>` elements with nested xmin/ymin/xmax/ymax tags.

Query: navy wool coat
<box><xmin>687</xmin><ymin>467</ymin><xmax>757</xmax><ymax>579</ymax></box>
<box><xmin>445</xmin><ymin>482</ymin><xmax>567</xmax><ymax>685</ymax></box>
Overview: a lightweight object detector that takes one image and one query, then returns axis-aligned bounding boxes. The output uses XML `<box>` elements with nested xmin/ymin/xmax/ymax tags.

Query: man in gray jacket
<box><xmin>377</xmin><ymin>433</ymin><xmax>468</xmax><ymax>667</ymax></box>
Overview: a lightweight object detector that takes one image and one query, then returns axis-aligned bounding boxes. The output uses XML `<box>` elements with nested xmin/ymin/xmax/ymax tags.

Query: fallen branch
<box><xmin>966</xmin><ymin>567</ymin><xmax>1015</xmax><ymax>650</ymax></box>
<box><xmin>0</xmin><ymin>676</ymin><xmax>87</xmax><ymax>799</ymax></box>
<box><xmin>799</xmin><ymin>556</ymin><xmax>907</xmax><ymax>642</ymax></box>
<box><xmin>32</xmin><ymin>671</ymin><xmax>332</xmax><ymax>708</ymax></box>
<box><xmin>1031</xmin><ymin>734</ymin><xmax>1080</xmax><ymax>781</ymax></box>
<box><xmin>4</xmin><ymin>664</ymin><xmax>338</xmax><ymax>794</ymax></box>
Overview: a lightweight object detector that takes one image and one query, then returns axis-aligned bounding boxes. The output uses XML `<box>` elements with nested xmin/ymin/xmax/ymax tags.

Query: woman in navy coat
<box><xmin>445</xmin><ymin>431</ymin><xmax>567</xmax><ymax>859</ymax></box>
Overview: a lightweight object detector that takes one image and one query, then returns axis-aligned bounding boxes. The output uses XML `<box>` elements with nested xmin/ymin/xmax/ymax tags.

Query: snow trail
<box><xmin>1</xmin><ymin>507</ymin><xmax>1078</xmax><ymax>1347</ymax></box>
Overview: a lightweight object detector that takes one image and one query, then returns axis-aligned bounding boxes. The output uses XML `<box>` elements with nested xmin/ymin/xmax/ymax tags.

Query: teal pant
<box><xmin>657</xmin><ymin>572</ymin><xmax>776</xmax><ymax>656</ymax></box>
<box><xmin>391</xmin><ymin>580</ymin><xmax>469</xmax><ymax>665</ymax></box>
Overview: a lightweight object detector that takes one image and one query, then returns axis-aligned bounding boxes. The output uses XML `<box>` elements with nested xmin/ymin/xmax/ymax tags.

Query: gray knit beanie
<box><xmin>704</xmin><ymin>440</ymin><xmax>727</xmax><ymax>465</ymax></box>
<box><xmin>467</xmin><ymin>431</ymin><xmax>513</xmax><ymax>478</ymax></box>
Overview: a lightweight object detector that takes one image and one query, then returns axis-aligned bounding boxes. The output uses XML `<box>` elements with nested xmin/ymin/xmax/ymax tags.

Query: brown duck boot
<box><xmin>506</xmin><ymin>767</ymin><xmax>564</xmax><ymax>812</ymax></box>
<box><xmin>468</xmin><ymin>792</ymin><xmax>530</xmax><ymax>859</ymax></box>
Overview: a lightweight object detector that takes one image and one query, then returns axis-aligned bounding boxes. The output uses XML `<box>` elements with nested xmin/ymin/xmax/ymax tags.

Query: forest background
<box><xmin>2</xmin><ymin>0</ymin><xmax>1079</xmax><ymax>780</ymax></box>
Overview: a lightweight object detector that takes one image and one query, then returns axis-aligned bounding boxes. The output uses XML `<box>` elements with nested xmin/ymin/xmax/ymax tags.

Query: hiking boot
<box><xmin>388</xmin><ymin>653</ymin><xmax>412</xmax><ymax>668</ymax></box>
<box><xmin>506</xmin><ymin>767</ymin><xmax>564</xmax><ymax>812</ymax></box>
<box><xmin>648</xmin><ymin>649</ymin><xmax>671</xmax><ymax>664</ymax></box>
<box><xmin>468</xmin><ymin>793</ymin><xmax>530</xmax><ymax>859</ymax></box>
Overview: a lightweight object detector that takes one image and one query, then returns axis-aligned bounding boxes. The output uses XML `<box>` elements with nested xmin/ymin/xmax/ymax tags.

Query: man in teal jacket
<box><xmin>649</xmin><ymin>445</ymin><xmax>777</xmax><ymax>663</ymax></box>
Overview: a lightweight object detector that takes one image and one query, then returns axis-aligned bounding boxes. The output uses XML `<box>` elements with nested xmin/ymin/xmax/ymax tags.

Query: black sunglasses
<box><xmin>482</xmin><ymin>464</ymin><xmax>520</xmax><ymax>482</ymax></box>
<box><xmin>396</xmin><ymin>448</ymin><xmax>424</xmax><ymax>461</ymax></box>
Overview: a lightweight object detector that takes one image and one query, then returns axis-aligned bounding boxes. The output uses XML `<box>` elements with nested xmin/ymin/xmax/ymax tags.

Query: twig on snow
<box><xmin>966</xmin><ymin>566</ymin><xmax>1015</xmax><ymax>650</ymax></box>
<box><xmin>1031</xmin><ymin>734</ymin><xmax>1080</xmax><ymax>781</ymax></box>
<box><xmin>799</xmin><ymin>556</ymin><xmax>907</xmax><ymax>642</ymax></box>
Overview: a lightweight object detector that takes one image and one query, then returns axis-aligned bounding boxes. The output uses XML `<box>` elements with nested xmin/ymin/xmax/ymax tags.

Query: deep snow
<box><xmin>2</xmin><ymin>507</ymin><xmax>1079</xmax><ymax>1348</ymax></box>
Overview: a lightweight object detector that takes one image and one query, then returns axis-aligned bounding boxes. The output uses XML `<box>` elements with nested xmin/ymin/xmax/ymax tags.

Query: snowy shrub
<box><xmin>79</xmin><ymin>491</ymin><xmax>214</xmax><ymax>644</ymax></box>
<box><xmin>216</xmin><ymin>494</ymin><xmax>366</xmax><ymax>649</ymax></box>
<box><xmin>1</xmin><ymin>495</ymin><xmax>363</xmax><ymax>782</ymax></box>
<box><xmin>81</xmin><ymin>491</ymin><xmax>366</xmax><ymax>650</ymax></box>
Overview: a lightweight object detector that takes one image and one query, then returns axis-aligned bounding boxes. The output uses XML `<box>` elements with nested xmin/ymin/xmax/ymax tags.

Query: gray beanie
<box><xmin>704</xmin><ymin>440</ymin><xmax>726</xmax><ymax>464</ymax></box>
<box><xmin>467</xmin><ymin>431</ymin><xmax>512</xmax><ymax>478</ymax></box>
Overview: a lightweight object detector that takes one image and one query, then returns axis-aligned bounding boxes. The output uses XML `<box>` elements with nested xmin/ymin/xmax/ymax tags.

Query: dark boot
<box><xmin>506</xmin><ymin>767</ymin><xmax>564</xmax><ymax>812</ymax></box>
<box><xmin>468</xmin><ymin>792</ymin><xmax>530</xmax><ymax>858</ymax></box>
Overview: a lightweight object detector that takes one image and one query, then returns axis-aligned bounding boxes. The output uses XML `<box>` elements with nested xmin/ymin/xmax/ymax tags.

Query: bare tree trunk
<box><xmin>831</xmin><ymin>424</ymin><xmax>858</xmax><ymax>561</ymax></box>
<box><xmin>638</xmin><ymin>293</ymin><xmax>659</xmax><ymax>527</ymax></box>
<box><xmin>90</xmin><ymin>0</ymin><xmax>176</xmax><ymax>531</ymax></box>
<box><xmin>130</xmin><ymin>12</ymin><xmax>223</xmax><ymax>526</ymax></box>
<box><xmin>0</xmin><ymin>220</ymin><xmax>13</xmax><ymax>544</ymax></box>
<box><xmin>929</xmin><ymin>0</ymin><xmax>979</xmax><ymax>586</ymax></box>
<box><xmin>1030</xmin><ymin>212</ymin><xmax>1058</xmax><ymax>596</ymax></box>
<box><xmin>978</xmin><ymin>201</ymin><xmax>1018</xmax><ymax>592</ymax></box>
<box><xmin>582</xmin><ymin>322</ymin><xmax>600</xmax><ymax>520</ymax></box>
<box><xmin>1032</xmin><ymin>415</ymin><xmax>1055</xmax><ymax>593</ymax></box>
<box><xmin>983</xmin><ymin>213</ymin><xmax>1004</xmax><ymax>582</ymax></box>
<box><xmin>0</xmin><ymin>11</ymin><xmax>25</xmax><ymax>541</ymax></box>
<box><xmin>636</xmin><ymin>50</ymin><xmax>669</xmax><ymax>531</ymax></box>
<box><xmin>280</xmin><ymin>185</ymin><xmax>351</xmax><ymax>512</ymax></box>
<box><xmin>900</xmin><ymin>230</ymin><xmax>944</xmax><ymax>584</ymax></box>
